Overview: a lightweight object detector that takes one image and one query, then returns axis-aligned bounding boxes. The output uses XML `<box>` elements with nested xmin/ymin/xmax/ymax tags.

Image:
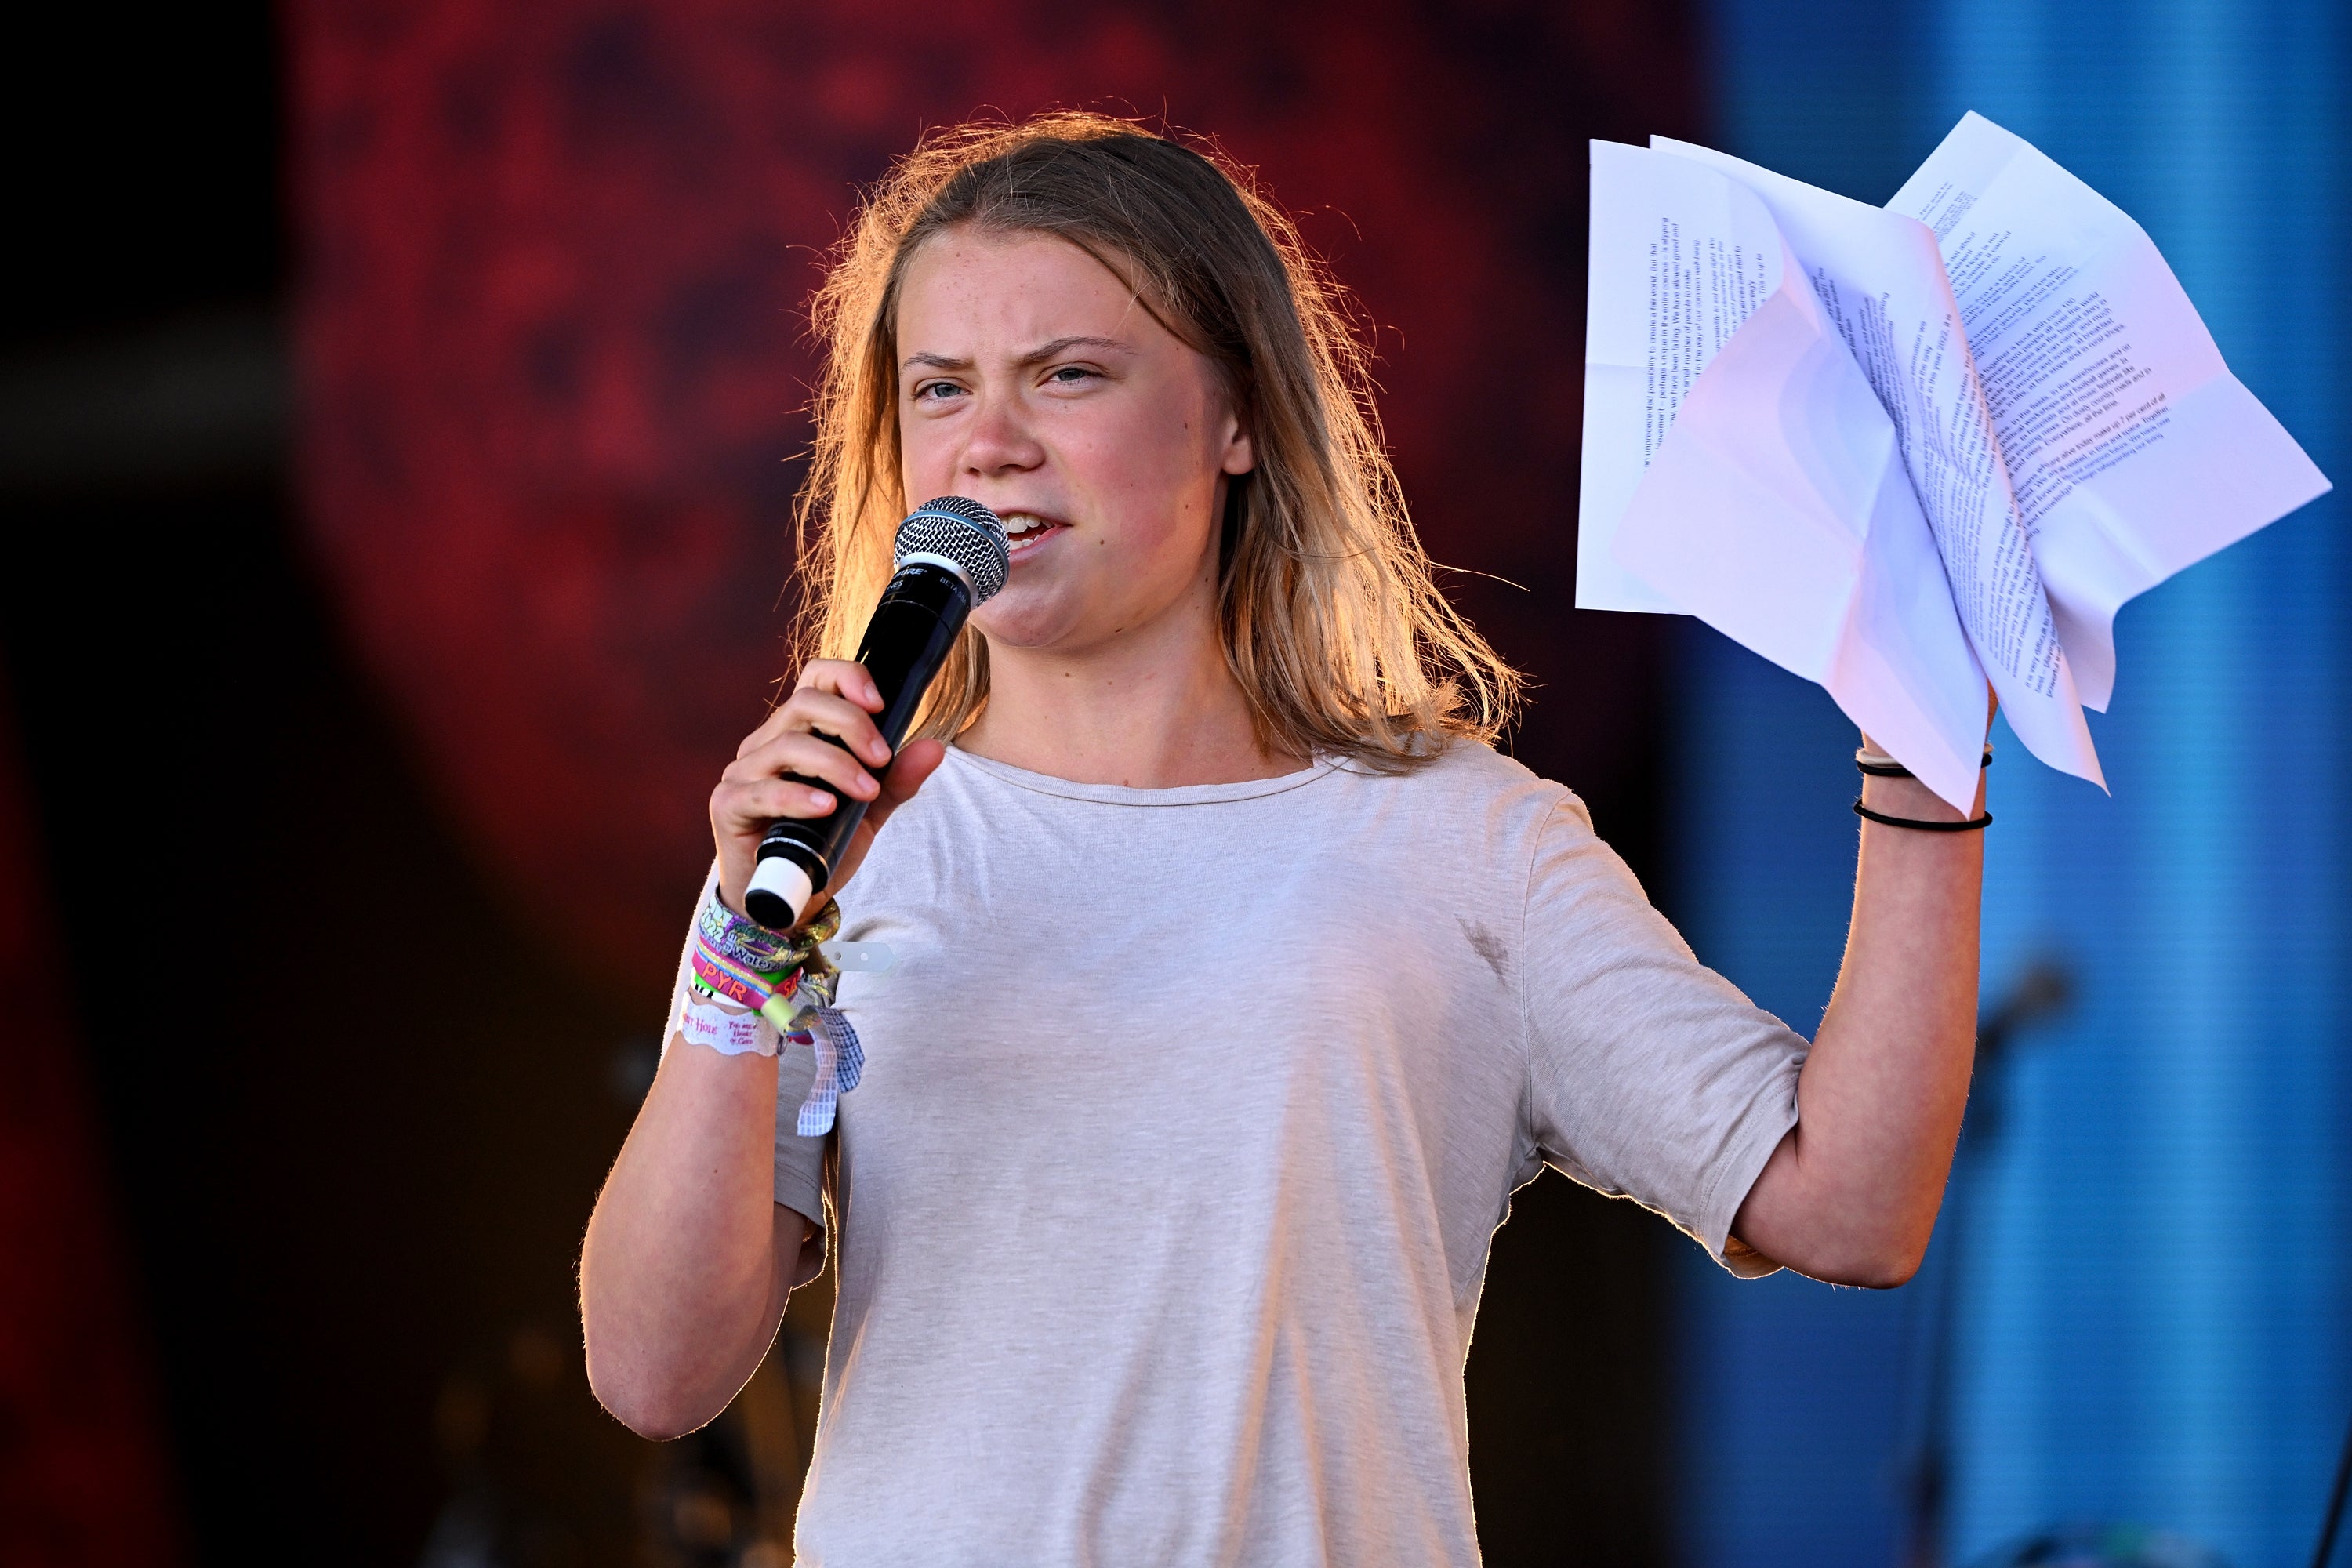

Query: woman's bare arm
<box><xmin>583</xmin><ymin>1048</ymin><xmax>810</xmax><ymax>1437</ymax></box>
<box><xmin>1730</xmin><ymin>742</ymin><xmax>1988</xmax><ymax>1287</ymax></box>
<box><xmin>580</xmin><ymin>659</ymin><xmax>940</xmax><ymax>1436</ymax></box>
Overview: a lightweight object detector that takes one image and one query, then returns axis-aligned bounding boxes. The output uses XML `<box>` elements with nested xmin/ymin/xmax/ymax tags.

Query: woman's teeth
<box><xmin>1001</xmin><ymin>513</ymin><xmax>1059</xmax><ymax>551</ymax></box>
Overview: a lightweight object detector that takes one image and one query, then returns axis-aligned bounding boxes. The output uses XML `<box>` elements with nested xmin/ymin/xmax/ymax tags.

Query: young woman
<box><xmin>579</xmin><ymin>113</ymin><xmax>1987</xmax><ymax>1563</ymax></box>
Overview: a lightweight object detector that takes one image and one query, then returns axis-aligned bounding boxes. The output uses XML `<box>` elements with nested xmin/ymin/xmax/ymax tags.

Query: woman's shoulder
<box><xmin>1339</xmin><ymin>735</ymin><xmax>1560</xmax><ymax>800</ymax></box>
<box><xmin>1334</xmin><ymin>737</ymin><xmax>1587</xmax><ymax>841</ymax></box>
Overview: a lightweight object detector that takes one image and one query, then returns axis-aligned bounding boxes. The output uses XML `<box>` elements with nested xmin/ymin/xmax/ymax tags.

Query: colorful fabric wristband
<box><xmin>677</xmin><ymin>889</ymin><xmax>868</xmax><ymax>1136</ymax></box>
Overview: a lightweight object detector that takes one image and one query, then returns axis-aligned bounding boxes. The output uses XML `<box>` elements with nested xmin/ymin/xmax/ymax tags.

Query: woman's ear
<box><xmin>1219</xmin><ymin>408</ymin><xmax>1256</xmax><ymax>477</ymax></box>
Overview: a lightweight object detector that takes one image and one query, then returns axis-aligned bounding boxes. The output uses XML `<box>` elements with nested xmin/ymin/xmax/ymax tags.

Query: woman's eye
<box><xmin>913</xmin><ymin>380</ymin><xmax>966</xmax><ymax>404</ymax></box>
<box><xmin>1046</xmin><ymin>365</ymin><xmax>1098</xmax><ymax>386</ymax></box>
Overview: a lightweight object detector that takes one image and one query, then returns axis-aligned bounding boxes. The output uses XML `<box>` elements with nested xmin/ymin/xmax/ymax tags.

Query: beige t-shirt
<box><xmin>692</xmin><ymin>742</ymin><xmax>1806</xmax><ymax>1565</ymax></box>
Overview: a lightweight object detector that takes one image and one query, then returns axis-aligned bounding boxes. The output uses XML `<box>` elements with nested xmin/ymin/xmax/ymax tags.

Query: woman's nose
<box><xmin>958</xmin><ymin>390</ymin><xmax>1045</xmax><ymax>477</ymax></box>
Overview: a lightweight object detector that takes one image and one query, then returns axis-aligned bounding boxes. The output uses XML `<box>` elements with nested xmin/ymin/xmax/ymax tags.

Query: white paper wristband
<box><xmin>676</xmin><ymin>993</ymin><xmax>782</xmax><ymax>1058</ymax></box>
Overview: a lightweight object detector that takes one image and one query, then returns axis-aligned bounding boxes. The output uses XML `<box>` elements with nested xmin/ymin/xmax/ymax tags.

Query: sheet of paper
<box><xmin>1889</xmin><ymin>112</ymin><xmax>2332</xmax><ymax>711</ymax></box>
<box><xmin>1581</xmin><ymin>143</ymin><xmax>1992</xmax><ymax>810</ymax></box>
<box><xmin>1652</xmin><ymin>136</ymin><xmax>2102</xmax><ymax>793</ymax></box>
<box><xmin>1575</xmin><ymin>140</ymin><xmax>1780</xmax><ymax>613</ymax></box>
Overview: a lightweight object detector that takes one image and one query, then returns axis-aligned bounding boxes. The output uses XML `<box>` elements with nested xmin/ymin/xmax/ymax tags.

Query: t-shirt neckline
<box><xmin>946</xmin><ymin>744</ymin><xmax>1341</xmax><ymax>806</ymax></box>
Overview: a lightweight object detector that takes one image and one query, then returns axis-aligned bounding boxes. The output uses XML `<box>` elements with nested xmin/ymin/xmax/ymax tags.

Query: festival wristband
<box><xmin>673</xmin><ymin>885</ymin><xmax>882</xmax><ymax>1135</ymax></box>
<box><xmin>675</xmin><ymin>993</ymin><xmax>781</xmax><ymax>1057</ymax></box>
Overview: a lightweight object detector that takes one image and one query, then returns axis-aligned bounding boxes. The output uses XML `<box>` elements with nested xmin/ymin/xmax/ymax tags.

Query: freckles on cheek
<box><xmin>900</xmin><ymin>426</ymin><xmax>942</xmax><ymax>488</ymax></box>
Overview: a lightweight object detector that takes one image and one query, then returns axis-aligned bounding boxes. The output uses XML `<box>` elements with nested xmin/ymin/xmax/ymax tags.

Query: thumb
<box><xmin>868</xmin><ymin>737</ymin><xmax>947</xmax><ymax>826</ymax></box>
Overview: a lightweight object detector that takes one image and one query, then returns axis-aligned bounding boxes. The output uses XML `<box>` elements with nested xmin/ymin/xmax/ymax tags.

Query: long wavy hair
<box><xmin>793</xmin><ymin>111</ymin><xmax>1519</xmax><ymax>768</ymax></box>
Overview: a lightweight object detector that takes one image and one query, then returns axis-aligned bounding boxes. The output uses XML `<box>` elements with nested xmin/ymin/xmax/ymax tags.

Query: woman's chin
<box><xmin>973</xmin><ymin>593</ymin><xmax>1082</xmax><ymax>653</ymax></box>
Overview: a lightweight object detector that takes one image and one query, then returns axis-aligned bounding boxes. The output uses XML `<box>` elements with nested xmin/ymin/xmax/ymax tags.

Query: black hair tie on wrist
<box><xmin>1854</xmin><ymin>799</ymin><xmax>1993</xmax><ymax>832</ymax></box>
<box><xmin>1856</xmin><ymin>749</ymin><xmax>1994</xmax><ymax>779</ymax></box>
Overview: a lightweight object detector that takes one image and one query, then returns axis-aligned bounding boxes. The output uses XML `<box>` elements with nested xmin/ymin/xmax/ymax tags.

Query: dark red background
<box><xmin>289</xmin><ymin>0</ymin><xmax>1697</xmax><ymax>994</ymax></box>
<box><xmin>2</xmin><ymin>4</ymin><xmax>1708</xmax><ymax>1560</ymax></box>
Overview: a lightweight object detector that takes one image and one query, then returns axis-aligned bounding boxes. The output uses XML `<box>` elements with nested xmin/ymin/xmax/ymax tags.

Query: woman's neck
<box><xmin>956</xmin><ymin>604</ymin><xmax>1305</xmax><ymax>789</ymax></box>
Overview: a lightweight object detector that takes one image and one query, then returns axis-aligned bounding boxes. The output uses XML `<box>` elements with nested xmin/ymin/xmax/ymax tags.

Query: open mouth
<box><xmin>999</xmin><ymin>511</ymin><xmax>1068</xmax><ymax>558</ymax></box>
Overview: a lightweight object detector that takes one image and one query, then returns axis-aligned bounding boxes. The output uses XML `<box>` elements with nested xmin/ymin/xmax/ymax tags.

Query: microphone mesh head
<box><xmin>895</xmin><ymin>496</ymin><xmax>1012</xmax><ymax>603</ymax></box>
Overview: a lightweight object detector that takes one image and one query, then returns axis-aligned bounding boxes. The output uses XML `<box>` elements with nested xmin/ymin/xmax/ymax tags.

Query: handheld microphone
<box><xmin>742</xmin><ymin>496</ymin><xmax>1011</xmax><ymax>931</ymax></box>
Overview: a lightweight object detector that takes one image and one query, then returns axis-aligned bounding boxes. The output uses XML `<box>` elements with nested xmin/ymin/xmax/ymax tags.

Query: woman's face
<box><xmin>894</xmin><ymin>228</ymin><xmax>1253</xmax><ymax>656</ymax></box>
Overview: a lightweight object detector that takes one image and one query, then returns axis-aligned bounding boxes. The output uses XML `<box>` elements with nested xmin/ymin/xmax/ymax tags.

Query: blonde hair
<box><xmin>793</xmin><ymin>111</ymin><xmax>1519</xmax><ymax>768</ymax></box>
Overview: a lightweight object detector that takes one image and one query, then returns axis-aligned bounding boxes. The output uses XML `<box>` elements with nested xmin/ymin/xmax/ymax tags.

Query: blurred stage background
<box><xmin>0</xmin><ymin>2</ymin><xmax>2343</xmax><ymax>1565</ymax></box>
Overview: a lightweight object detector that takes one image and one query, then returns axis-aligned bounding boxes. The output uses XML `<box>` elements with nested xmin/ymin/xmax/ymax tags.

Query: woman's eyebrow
<box><xmin>901</xmin><ymin>335</ymin><xmax>1132</xmax><ymax>373</ymax></box>
<box><xmin>1015</xmin><ymin>334</ymin><xmax>1131</xmax><ymax>365</ymax></box>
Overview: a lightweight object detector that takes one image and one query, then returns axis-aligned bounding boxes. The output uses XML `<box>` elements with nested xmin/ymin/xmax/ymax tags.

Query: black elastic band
<box><xmin>1856</xmin><ymin>750</ymin><xmax>1994</xmax><ymax>779</ymax></box>
<box><xmin>1854</xmin><ymin>799</ymin><xmax>1992</xmax><ymax>833</ymax></box>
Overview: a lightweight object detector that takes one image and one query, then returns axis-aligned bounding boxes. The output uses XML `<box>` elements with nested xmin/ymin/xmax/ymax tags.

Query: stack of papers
<box><xmin>1576</xmin><ymin>113</ymin><xmax>2331</xmax><ymax>811</ymax></box>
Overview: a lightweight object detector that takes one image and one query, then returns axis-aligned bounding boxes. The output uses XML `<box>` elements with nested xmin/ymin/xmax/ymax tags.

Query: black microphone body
<box><xmin>744</xmin><ymin>499</ymin><xmax>1010</xmax><ymax>930</ymax></box>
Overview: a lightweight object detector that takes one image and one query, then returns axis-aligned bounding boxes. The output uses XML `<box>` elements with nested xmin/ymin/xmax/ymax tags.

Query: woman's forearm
<box><xmin>579</xmin><ymin>658</ymin><xmax>924</xmax><ymax>1437</ymax></box>
<box><xmin>1732</xmin><ymin>761</ymin><xmax>1987</xmax><ymax>1286</ymax></box>
<box><xmin>581</xmin><ymin>1041</ymin><xmax>802</xmax><ymax>1436</ymax></box>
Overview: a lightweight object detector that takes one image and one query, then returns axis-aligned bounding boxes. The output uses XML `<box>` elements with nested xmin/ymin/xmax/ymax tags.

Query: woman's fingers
<box><xmin>733</xmin><ymin>691</ymin><xmax>891</xmax><ymax>778</ymax></box>
<box><xmin>724</xmin><ymin>730</ymin><xmax>880</xmax><ymax>807</ymax></box>
<box><xmin>735</xmin><ymin>661</ymin><xmax>884</xmax><ymax>759</ymax></box>
<box><xmin>712</xmin><ymin>660</ymin><xmax>936</xmax><ymax>915</ymax></box>
<box><xmin>788</xmin><ymin>689</ymin><xmax>892</xmax><ymax>767</ymax></box>
<box><xmin>794</xmin><ymin>658</ymin><xmax>882</xmax><ymax>706</ymax></box>
<box><xmin>712</xmin><ymin>774</ymin><xmax>842</xmax><ymax>832</ymax></box>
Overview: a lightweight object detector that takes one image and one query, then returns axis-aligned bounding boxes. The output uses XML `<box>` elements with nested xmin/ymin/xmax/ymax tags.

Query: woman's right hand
<box><xmin>710</xmin><ymin>659</ymin><xmax>947</xmax><ymax>926</ymax></box>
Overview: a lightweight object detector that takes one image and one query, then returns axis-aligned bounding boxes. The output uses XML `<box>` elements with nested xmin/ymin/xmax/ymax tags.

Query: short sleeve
<box><xmin>1519</xmin><ymin>795</ymin><xmax>1806</xmax><ymax>1276</ymax></box>
<box><xmin>662</xmin><ymin>864</ymin><xmax>832</xmax><ymax>1284</ymax></box>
